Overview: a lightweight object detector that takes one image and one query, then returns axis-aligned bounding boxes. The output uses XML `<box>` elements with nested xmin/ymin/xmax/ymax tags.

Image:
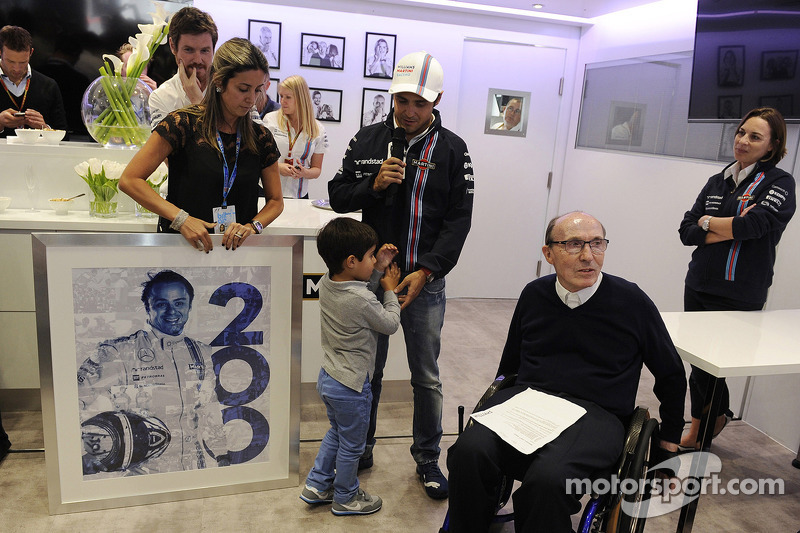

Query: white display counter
<box><xmin>0</xmin><ymin>140</ymin><xmax>410</xmax><ymax>408</ymax></box>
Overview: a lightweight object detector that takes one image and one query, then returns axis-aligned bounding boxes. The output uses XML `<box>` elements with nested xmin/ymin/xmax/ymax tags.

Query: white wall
<box><xmin>558</xmin><ymin>0</ymin><xmax>800</xmax><ymax>452</ymax></box>
<box><xmin>192</xmin><ymin>0</ymin><xmax>800</xmax><ymax>451</ymax></box>
<box><xmin>195</xmin><ymin>0</ymin><xmax>580</xmax><ymax>203</ymax></box>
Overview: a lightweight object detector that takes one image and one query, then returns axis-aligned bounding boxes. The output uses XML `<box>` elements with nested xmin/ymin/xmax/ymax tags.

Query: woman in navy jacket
<box><xmin>678</xmin><ymin>107</ymin><xmax>796</xmax><ymax>448</ymax></box>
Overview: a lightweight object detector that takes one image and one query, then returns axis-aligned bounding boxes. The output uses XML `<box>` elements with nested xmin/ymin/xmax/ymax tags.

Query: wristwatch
<box><xmin>420</xmin><ymin>267</ymin><xmax>435</xmax><ymax>283</ymax></box>
<box><xmin>701</xmin><ymin>217</ymin><xmax>712</xmax><ymax>232</ymax></box>
<box><xmin>250</xmin><ymin>220</ymin><xmax>263</xmax><ymax>234</ymax></box>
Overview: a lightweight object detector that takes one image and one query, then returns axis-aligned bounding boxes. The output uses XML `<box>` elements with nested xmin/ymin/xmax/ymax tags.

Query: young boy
<box><xmin>300</xmin><ymin>217</ymin><xmax>401</xmax><ymax>515</ymax></box>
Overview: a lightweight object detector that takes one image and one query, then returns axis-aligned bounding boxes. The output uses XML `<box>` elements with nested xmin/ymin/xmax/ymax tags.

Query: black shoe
<box><xmin>417</xmin><ymin>461</ymin><xmax>449</xmax><ymax>499</ymax></box>
<box><xmin>358</xmin><ymin>450</ymin><xmax>373</xmax><ymax>470</ymax></box>
<box><xmin>0</xmin><ymin>440</ymin><xmax>10</xmax><ymax>463</ymax></box>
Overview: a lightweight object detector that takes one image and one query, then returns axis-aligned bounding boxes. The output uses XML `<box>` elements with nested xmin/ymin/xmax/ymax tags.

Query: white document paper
<box><xmin>469</xmin><ymin>388</ymin><xmax>587</xmax><ymax>455</ymax></box>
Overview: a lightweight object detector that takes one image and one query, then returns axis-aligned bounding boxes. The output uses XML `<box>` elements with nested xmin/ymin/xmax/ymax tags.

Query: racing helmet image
<box><xmin>81</xmin><ymin>411</ymin><xmax>171</xmax><ymax>473</ymax></box>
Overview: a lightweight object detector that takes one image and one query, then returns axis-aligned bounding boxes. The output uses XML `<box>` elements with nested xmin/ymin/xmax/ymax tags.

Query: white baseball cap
<box><xmin>388</xmin><ymin>51</ymin><xmax>443</xmax><ymax>103</ymax></box>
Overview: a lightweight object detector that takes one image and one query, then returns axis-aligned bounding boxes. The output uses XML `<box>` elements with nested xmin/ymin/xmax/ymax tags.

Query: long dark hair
<box><xmin>189</xmin><ymin>38</ymin><xmax>269</xmax><ymax>154</ymax></box>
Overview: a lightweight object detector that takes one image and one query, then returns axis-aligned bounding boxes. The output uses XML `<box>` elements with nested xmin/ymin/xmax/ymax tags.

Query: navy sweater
<box><xmin>497</xmin><ymin>274</ymin><xmax>686</xmax><ymax>443</ymax></box>
<box><xmin>679</xmin><ymin>161</ymin><xmax>796</xmax><ymax>305</ymax></box>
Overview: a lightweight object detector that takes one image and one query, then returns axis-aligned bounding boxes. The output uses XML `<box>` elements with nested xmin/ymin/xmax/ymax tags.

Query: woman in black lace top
<box><xmin>120</xmin><ymin>38</ymin><xmax>283</xmax><ymax>252</ymax></box>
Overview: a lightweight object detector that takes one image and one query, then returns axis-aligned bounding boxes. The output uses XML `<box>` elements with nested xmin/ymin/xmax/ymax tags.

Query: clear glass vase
<box><xmin>81</xmin><ymin>76</ymin><xmax>152</xmax><ymax>149</ymax></box>
<box><xmin>90</xmin><ymin>199</ymin><xmax>118</xmax><ymax>218</ymax></box>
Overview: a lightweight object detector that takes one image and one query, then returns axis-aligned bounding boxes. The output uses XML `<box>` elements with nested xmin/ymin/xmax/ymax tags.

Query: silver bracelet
<box><xmin>170</xmin><ymin>209</ymin><xmax>189</xmax><ymax>231</ymax></box>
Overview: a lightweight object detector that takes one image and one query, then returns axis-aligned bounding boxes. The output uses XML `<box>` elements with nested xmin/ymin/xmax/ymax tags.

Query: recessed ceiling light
<box><xmin>533</xmin><ymin>3</ymin><xmax>544</xmax><ymax>8</ymax></box>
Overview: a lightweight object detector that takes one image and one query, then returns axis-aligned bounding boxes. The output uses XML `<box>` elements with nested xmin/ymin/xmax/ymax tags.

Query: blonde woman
<box><xmin>263</xmin><ymin>75</ymin><xmax>329</xmax><ymax>198</ymax></box>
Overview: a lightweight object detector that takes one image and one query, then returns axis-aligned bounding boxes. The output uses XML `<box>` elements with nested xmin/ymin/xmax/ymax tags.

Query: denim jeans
<box><xmin>306</xmin><ymin>368</ymin><xmax>371</xmax><ymax>504</ymax></box>
<box><xmin>367</xmin><ymin>276</ymin><xmax>446</xmax><ymax>465</ymax></box>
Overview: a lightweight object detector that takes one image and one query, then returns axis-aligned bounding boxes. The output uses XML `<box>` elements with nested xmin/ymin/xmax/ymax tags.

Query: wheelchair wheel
<box><xmin>616</xmin><ymin>417</ymin><xmax>659</xmax><ymax>533</ymax></box>
<box><xmin>601</xmin><ymin>407</ymin><xmax>655</xmax><ymax>533</ymax></box>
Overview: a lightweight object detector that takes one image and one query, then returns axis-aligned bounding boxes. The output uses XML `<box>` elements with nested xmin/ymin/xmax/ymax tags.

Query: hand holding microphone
<box><xmin>385</xmin><ymin>126</ymin><xmax>407</xmax><ymax>205</ymax></box>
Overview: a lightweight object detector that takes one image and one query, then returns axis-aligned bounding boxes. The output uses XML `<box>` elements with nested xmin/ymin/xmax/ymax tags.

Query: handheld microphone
<box><xmin>386</xmin><ymin>127</ymin><xmax>407</xmax><ymax>206</ymax></box>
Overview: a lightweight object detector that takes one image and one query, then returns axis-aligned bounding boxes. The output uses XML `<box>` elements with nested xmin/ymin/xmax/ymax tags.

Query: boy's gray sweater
<box><xmin>319</xmin><ymin>270</ymin><xmax>401</xmax><ymax>392</ymax></box>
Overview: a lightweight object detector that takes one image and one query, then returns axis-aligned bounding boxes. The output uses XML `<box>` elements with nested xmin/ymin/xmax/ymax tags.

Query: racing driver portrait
<box><xmin>77</xmin><ymin>270</ymin><xmax>230</xmax><ymax>476</ymax></box>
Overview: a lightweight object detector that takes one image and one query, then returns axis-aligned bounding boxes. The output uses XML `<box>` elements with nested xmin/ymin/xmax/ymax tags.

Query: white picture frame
<box><xmin>33</xmin><ymin>233</ymin><xmax>302</xmax><ymax>514</ymax></box>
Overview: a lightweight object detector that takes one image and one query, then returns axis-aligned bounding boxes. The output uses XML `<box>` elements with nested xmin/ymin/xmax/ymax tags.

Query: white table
<box><xmin>660</xmin><ymin>310</ymin><xmax>800</xmax><ymax>533</ymax></box>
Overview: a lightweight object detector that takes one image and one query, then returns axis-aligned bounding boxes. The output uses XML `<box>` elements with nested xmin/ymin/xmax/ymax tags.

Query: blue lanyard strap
<box><xmin>216</xmin><ymin>128</ymin><xmax>241</xmax><ymax>208</ymax></box>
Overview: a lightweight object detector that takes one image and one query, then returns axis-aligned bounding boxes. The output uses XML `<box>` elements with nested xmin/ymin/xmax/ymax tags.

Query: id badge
<box><xmin>213</xmin><ymin>205</ymin><xmax>236</xmax><ymax>233</ymax></box>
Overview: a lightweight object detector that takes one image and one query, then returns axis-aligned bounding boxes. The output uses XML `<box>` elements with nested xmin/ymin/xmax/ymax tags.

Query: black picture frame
<box><xmin>759</xmin><ymin>95</ymin><xmax>794</xmax><ymax>117</ymax></box>
<box><xmin>248</xmin><ymin>20</ymin><xmax>281</xmax><ymax>70</ymax></box>
<box><xmin>364</xmin><ymin>33</ymin><xmax>397</xmax><ymax>79</ymax></box>
<box><xmin>717</xmin><ymin>95</ymin><xmax>741</xmax><ymax>119</ymax></box>
<box><xmin>718</xmin><ymin>46</ymin><xmax>745</xmax><ymax>87</ymax></box>
<box><xmin>300</xmin><ymin>33</ymin><xmax>345</xmax><ymax>70</ymax></box>
<box><xmin>268</xmin><ymin>77</ymin><xmax>279</xmax><ymax>104</ymax></box>
<box><xmin>361</xmin><ymin>88</ymin><xmax>390</xmax><ymax>127</ymax></box>
<box><xmin>310</xmin><ymin>87</ymin><xmax>343</xmax><ymax>122</ymax></box>
<box><xmin>760</xmin><ymin>50</ymin><xmax>798</xmax><ymax>81</ymax></box>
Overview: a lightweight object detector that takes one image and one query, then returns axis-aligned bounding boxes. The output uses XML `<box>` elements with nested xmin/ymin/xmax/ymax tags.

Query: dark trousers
<box><xmin>0</xmin><ymin>409</ymin><xmax>10</xmax><ymax>448</ymax></box>
<box><xmin>446</xmin><ymin>385</ymin><xmax>625</xmax><ymax>533</ymax></box>
<box><xmin>684</xmin><ymin>286</ymin><xmax>763</xmax><ymax>419</ymax></box>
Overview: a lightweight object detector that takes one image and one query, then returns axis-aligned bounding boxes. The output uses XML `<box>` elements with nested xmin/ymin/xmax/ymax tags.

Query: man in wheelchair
<box><xmin>446</xmin><ymin>212</ymin><xmax>686</xmax><ymax>532</ymax></box>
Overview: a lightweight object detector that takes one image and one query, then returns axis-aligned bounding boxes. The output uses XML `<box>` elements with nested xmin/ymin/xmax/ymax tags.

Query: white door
<box><xmin>447</xmin><ymin>39</ymin><xmax>566</xmax><ymax>298</ymax></box>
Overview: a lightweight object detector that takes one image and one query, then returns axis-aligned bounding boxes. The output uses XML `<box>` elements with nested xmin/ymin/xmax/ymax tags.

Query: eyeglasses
<box><xmin>548</xmin><ymin>239</ymin><xmax>609</xmax><ymax>254</ymax></box>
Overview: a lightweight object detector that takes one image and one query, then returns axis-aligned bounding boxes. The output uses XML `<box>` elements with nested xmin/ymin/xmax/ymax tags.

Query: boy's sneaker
<box><xmin>331</xmin><ymin>488</ymin><xmax>382</xmax><ymax>516</ymax></box>
<box><xmin>300</xmin><ymin>484</ymin><xmax>334</xmax><ymax>504</ymax></box>
<box><xmin>417</xmin><ymin>461</ymin><xmax>449</xmax><ymax>500</ymax></box>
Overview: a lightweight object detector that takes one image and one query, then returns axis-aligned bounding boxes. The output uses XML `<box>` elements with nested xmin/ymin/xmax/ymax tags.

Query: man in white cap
<box><xmin>329</xmin><ymin>51</ymin><xmax>474</xmax><ymax>500</ymax></box>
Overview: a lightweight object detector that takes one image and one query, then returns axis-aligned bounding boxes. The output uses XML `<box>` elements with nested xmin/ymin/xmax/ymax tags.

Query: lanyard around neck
<box><xmin>0</xmin><ymin>76</ymin><xmax>30</xmax><ymax>110</ymax></box>
<box><xmin>286</xmin><ymin>120</ymin><xmax>302</xmax><ymax>155</ymax></box>
<box><xmin>216</xmin><ymin>128</ymin><xmax>241</xmax><ymax>208</ymax></box>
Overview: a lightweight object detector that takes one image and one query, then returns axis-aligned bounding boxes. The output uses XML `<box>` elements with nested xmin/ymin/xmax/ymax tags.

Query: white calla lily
<box><xmin>102</xmin><ymin>54</ymin><xmax>122</xmax><ymax>75</ymax></box>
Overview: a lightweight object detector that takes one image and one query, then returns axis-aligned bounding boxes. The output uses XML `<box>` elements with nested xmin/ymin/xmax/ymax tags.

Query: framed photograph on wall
<box><xmin>300</xmin><ymin>33</ymin><xmax>344</xmax><ymax>70</ymax></box>
<box><xmin>268</xmin><ymin>77</ymin><xmax>280</xmax><ymax>103</ymax></box>
<box><xmin>310</xmin><ymin>87</ymin><xmax>343</xmax><ymax>122</ymax></box>
<box><xmin>33</xmin><ymin>233</ymin><xmax>302</xmax><ymax>514</ymax></box>
<box><xmin>718</xmin><ymin>123</ymin><xmax>738</xmax><ymax>160</ymax></box>
<box><xmin>248</xmin><ymin>20</ymin><xmax>281</xmax><ymax>70</ymax></box>
<box><xmin>484</xmin><ymin>89</ymin><xmax>529</xmax><ymax>137</ymax></box>
<box><xmin>718</xmin><ymin>45</ymin><xmax>744</xmax><ymax>87</ymax></box>
<box><xmin>364</xmin><ymin>33</ymin><xmax>396</xmax><ymax>78</ymax></box>
<box><xmin>606</xmin><ymin>102</ymin><xmax>645</xmax><ymax>146</ymax></box>
<box><xmin>760</xmin><ymin>50</ymin><xmax>798</xmax><ymax>80</ymax></box>
<box><xmin>759</xmin><ymin>95</ymin><xmax>793</xmax><ymax>117</ymax></box>
<box><xmin>361</xmin><ymin>88</ymin><xmax>389</xmax><ymax>127</ymax></box>
<box><xmin>717</xmin><ymin>95</ymin><xmax>741</xmax><ymax>119</ymax></box>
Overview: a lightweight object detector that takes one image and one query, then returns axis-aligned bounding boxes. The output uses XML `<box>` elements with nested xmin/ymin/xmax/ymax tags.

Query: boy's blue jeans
<box><xmin>306</xmin><ymin>368</ymin><xmax>371</xmax><ymax>504</ymax></box>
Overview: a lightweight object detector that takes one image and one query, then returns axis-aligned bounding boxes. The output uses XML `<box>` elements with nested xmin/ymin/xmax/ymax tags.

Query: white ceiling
<box><xmin>446</xmin><ymin>0</ymin><xmax>659</xmax><ymax>18</ymax></box>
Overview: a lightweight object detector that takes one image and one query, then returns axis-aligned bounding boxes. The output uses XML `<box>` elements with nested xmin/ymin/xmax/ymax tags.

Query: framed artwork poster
<box><xmin>248</xmin><ymin>20</ymin><xmax>281</xmax><ymax>70</ymax></box>
<box><xmin>717</xmin><ymin>95</ymin><xmax>741</xmax><ymax>119</ymax></box>
<box><xmin>300</xmin><ymin>33</ymin><xmax>345</xmax><ymax>70</ymax></box>
<box><xmin>760</xmin><ymin>50</ymin><xmax>798</xmax><ymax>80</ymax></box>
<box><xmin>718</xmin><ymin>46</ymin><xmax>745</xmax><ymax>87</ymax></box>
<box><xmin>361</xmin><ymin>88</ymin><xmax>389</xmax><ymax>127</ymax></box>
<box><xmin>310</xmin><ymin>87</ymin><xmax>343</xmax><ymax>122</ymax></box>
<box><xmin>606</xmin><ymin>102</ymin><xmax>645</xmax><ymax>146</ymax></box>
<box><xmin>34</xmin><ymin>233</ymin><xmax>302</xmax><ymax>514</ymax></box>
<box><xmin>484</xmin><ymin>89</ymin><xmax>530</xmax><ymax>137</ymax></box>
<box><xmin>364</xmin><ymin>33</ymin><xmax>396</xmax><ymax>78</ymax></box>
